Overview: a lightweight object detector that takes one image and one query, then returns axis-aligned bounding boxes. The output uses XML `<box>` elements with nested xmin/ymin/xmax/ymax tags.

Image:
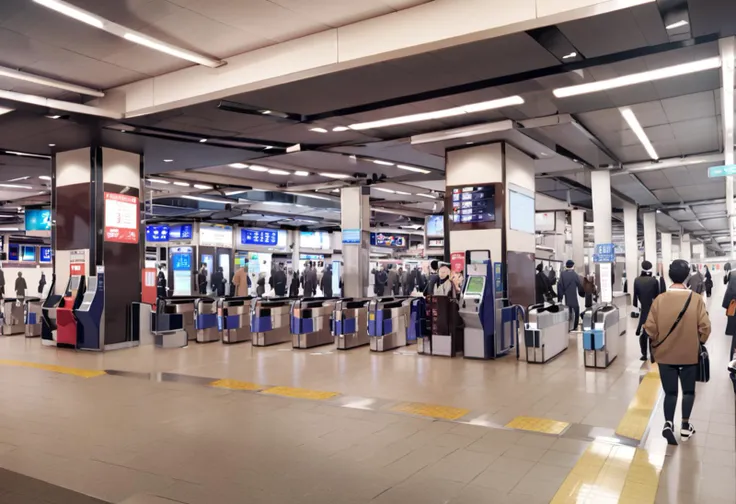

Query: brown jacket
<box><xmin>644</xmin><ymin>288</ymin><xmax>711</xmax><ymax>365</ymax></box>
<box><xmin>232</xmin><ymin>267</ymin><xmax>249</xmax><ymax>297</ymax></box>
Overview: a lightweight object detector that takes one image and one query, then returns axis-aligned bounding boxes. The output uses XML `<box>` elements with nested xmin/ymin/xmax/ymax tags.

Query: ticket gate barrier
<box><xmin>194</xmin><ymin>297</ymin><xmax>219</xmax><ymax>343</ymax></box>
<box><xmin>219</xmin><ymin>296</ymin><xmax>253</xmax><ymax>344</ymax></box>
<box><xmin>41</xmin><ymin>274</ymin><xmax>62</xmax><ymax>344</ymax></box>
<box><xmin>582</xmin><ymin>304</ymin><xmax>620</xmax><ymax>369</ymax></box>
<box><xmin>1</xmin><ymin>298</ymin><xmax>26</xmax><ymax>335</ymax></box>
<box><xmin>159</xmin><ymin>298</ymin><xmax>197</xmax><ymax>341</ymax></box>
<box><xmin>150</xmin><ymin>310</ymin><xmax>188</xmax><ymax>348</ymax></box>
<box><xmin>291</xmin><ymin>297</ymin><xmax>337</xmax><ymax>349</ymax></box>
<box><xmin>425</xmin><ymin>295</ymin><xmax>461</xmax><ymax>357</ymax></box>
<box><xmin>368</xmin><ymin>297</ymin><xmax>413</xmax><ymax>352</ymax></box>
<box><xmin>333</xmin><ymin>298</ymin><xmax>370</xmax><ymax>350</ymax></box>
<box><xmin>251</xmin><ymin>298</ymin><xmax>291</xmax><ymax>346</ymax></box>
<box><xmin>24</xmin><ymin>298</ymin><xmax>43</xmax><ymax>337</ymax></box>
<box><xmin>523</xmin><ymin>303</ymin><xmax>569</xmax><ymax>363</ymax></box>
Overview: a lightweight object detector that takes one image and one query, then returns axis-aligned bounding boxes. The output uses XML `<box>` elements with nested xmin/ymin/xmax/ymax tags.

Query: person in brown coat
<box><xmin>644</xmin><ymin>259</ymin><xmax>711</xmax><ymax>446</ymax></box>
<box><xmin>232</xmin><ymin>266</ymin><xmax>249</xmax><ymax>296</ymax></box>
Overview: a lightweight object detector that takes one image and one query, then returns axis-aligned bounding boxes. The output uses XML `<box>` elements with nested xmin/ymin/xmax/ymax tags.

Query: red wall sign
<box><xmin>70</xmin><ymin>263</ymin><xmax>85</xmax><ymax>276</ymax></box>
<box><xmin>104</xmin><ymin>192</ymin><xmax>139</xmax><ymax>244</ymax></box>
<box><xmin>450</xmin><ymin>252</ymin><xmax>465</xmax><ymax>273</ymax></box>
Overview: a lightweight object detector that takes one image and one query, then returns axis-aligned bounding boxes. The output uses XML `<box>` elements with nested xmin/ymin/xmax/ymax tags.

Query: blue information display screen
<box><xmin>450</xmin><ymin>186</ymin><xmax>495</xmax><ymax>223</ymax></box>
<box><xmin>169</xmin><ymin>224</ymin><xmax>193</xmax><ymax>240</ymax></box>
<box><xmin>172</xmin><ymin>253</ymin><xmax>192</xmax><ymax>271</ymax></box>
<box><xmin>25</xmin><ymin>209</ymin><xmax>51</xmax><ymax>231</ymax></box>
<box><xmin>146</xmin><ymin>225</ymin><xmax>170</xmax><ymax>242</ymax></box>
<box><xmin>21</xmin><ymin>246</ymin><xmax>35</xmax><ymax>262</ymax></box>
<box><xmin>40</xmin><ymin>246</ymin><xmax>52</xmax><ymax>263</ymax></box>
<box><xmin>8</xmin><ymin>243</ymin><xmax>18</xmax><ymax>261</ymax></box>
<box><xmin>241</xmin><ymin>229</ymin><xmax>278</xmax><ymax>246</ymax></box>
<box><xmin>370</xmin><ymin>233</ymin><xmax>407</xmax><ymax>248</ymax></box>
<box><xmin>426</xmin><ymin>215</ymin><xmax>444</xmax><ymax>237</ymax></box>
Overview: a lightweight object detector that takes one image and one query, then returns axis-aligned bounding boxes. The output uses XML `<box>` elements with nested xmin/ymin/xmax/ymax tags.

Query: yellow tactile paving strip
<box><xmin>0</xmin><ymin>359</ymin><xmax>106</xmax><ymax>378</ymax></box>
<box><xmin>209</xmin><ymin>379</ymin><xmax>264</xmax><ymax>391</ymax></box>
<box><xmin>390</xmin><ymin>402</ymin><xmax>470</xmax><ymax>421</ymax></box>
<box><xmin>615</xmin><ymin>364</ymin><xmax>661</xmax><ymax>441</ymax></box>
<box><xmin>505</xmin><ymin>416</ymin><xmax>570</xmax><ymax>435</ymax></box>
<box><xmin>261</xmin><ymin>386</ymin><xmax>339</xmax><ymax>401</ymax></box>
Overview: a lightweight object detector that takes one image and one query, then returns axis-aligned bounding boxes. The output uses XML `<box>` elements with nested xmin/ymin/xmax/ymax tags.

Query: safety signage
<box><xmin>342</xmin><ymin>229</ymin><xmax>361</xmax><ymax>244</ymax></box>
<box><xmin>594</xmin><ymin>243</ymin><xmax>615</xmax><ymax>263</ymax></box>
<box><xmin>708</xmin><ymin>164</ymin><xmax>736</xmax><ymax>178</ymax></box>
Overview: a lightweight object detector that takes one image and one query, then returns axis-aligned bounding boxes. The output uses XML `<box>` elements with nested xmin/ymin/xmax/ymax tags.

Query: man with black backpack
<box><xmin>634</xmin><ymin>260</ymin><xmax>661</xmax><ymax>361</ymax></box>
<box><xmin>557</xmin><ymin>260</ymin><xmax>583</xmax><ymax>331</ymax></box>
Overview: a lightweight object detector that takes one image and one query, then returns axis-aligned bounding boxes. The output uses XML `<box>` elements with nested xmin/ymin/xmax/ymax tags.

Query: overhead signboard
<box><xmin>241</xmin><ymin>229</ymin><xmax>278</xmax><ymax>247</ymax></box>
<box><xmin>146</xmin><ymin>225</ymin><xmax>170</xmax><ymax>242</ymax></box>
<box><xmin>300</xmin><ymin>231</ymin><xmax>330</xmax><ymax>250</ymax></box>
<box><xmin>342</xmin><ymin>229</ymin><xmax>361</xmax><ymax>244</ymax></box>
<box><xmin>169</xmin><ymin>224</ymin><xmax>193</xmax><ymax>240</ymax></box>
<box><xmin>594</xmin><ymin>243</ymin><xmax>615</xmax><ymax>263</ymax></box>
<box><xmin>535</xmin><ymin>212</ymin><xmax>556</xmax><ymax>232</ymax></box>
<box><xmin>40</xmin><ymin>246</ymin><xmax>52</xmax><ymax>263</ymax></box>
<box><xmin>371</xmin><ymin>233</ymin><xmax>408</xmax><ymax>248</ymax></box>
<box><xmin>104</xmin><ymin>192</ymin><xmax>139</xmax><ymax>244</ymax></box>
<box><xmin>708</xmin><ymin>164</ymin><xmax>736</xmax><ymax>178</ymax></box>
<box><xmin>200</xmin><ymin>225</ymin><xmax>232</xmax><ymax>247</ymax></box>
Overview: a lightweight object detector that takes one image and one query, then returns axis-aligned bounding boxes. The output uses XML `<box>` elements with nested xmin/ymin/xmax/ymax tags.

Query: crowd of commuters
<box><xmin>371</xmin><ymin>263</ymin><xmax>433</xmax><ymax>297</ymax></box>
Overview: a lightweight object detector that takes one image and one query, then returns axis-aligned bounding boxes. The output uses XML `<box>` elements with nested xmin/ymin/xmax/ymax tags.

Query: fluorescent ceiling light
<box><xmin>33</xmin><ymin>0</ymin><xmax>103</xmax><ymax>28</ymax></box>
<box><xmin>228</xmin><ymin>163</ymin><xmax>248</xmax><ymax>169</ymax></box>
<box><xmin>374</xmin><ymin>187</ymin><xmax>395</xmax><ymax>194</ymax></box>
<box><xmin>39</xmin><ymin>176</ymin><xmax>51</xmax><ymax>181</ymax></box>
<box><xmin>396</xmin><ymin>164</ymin><xmax>430</xmax><ymax>174</ymax></box>
<box><xmin>0</xmin><ymin>228</ymin><xmax>19</xmax><ymax>231</ymax></box>
<box><xmin>0</xmin><ymin>184</ymin><xmax>32</xmax><ymax>189</ymax></box>
<box><xmin>417</xmin><ymin>193</ymin><xmax>438</xmax><ymax>199</ymax></box>
<box><xmin>3</xmin><ymin>151</ymin><xmax>51</xmax><ymax>159</ymax></box>
<box><xmin>554</xmin><ymin>57</ymin><xmax>721</xmax><ymax>98</ymax></box>
<box><xmin>261</xmin><ymin>110</ymin><xmax>271</xmax><ymax>115</ymax></box>
<box><xmin>46</xmin><ymin>115</ymin><xmax>61</xmax><ymax>119</ymax></box>
<box><xmin>294</xmin><ymin>171</ymin><xmax>310</xmax><ymax>176</ymax></box>
<box><xmin>225</xmin><ymin>190</ymin><xmax>247</xmax><ymax>196</ymax></box>
<box><xmin>373</xmin><ymin>160</ymin><xmax>394</xmax><ymax>166</ymax></box>
<box><xmin>620</xmin><ymin>107</ymin><xmax>659</xmax><ymax>160</ymax></box>
<box><xmin>267</xmin><ymin>169</ymin><xmax>290</xmax><ymax>175</ymax></box>
<box><xmin>666</xmin><ymin>20</ymin><xmax>689</xmax><ymax>30</ymax></box>
<box><xmin>248</xmin><ymin>165</ymin><xmax>269</xmax><ymax>172</ymax></box>
<box><xmin>198</xmin><ymin>138</ymin><xmax>208</xmax><ymax>143</ymax></box>
<box><xmin>8</xmin><ymin>177</ymin><xmax>30</xmax><ymax>182</ymax></box>
<box><xmin>193</xmin><ymin>184</ymin><xmax>213</xmax><ymax>190</ymax></box>
<box><xmin>173</xmin><ymin>181</ymin><xmax>190</xmax><ymax>187</ymax></box>
<box><xmin>309</xmin><ymin>127</ymin><xmax>328</xmax><ymax>133</ymax></box>
<box><xmin>332</xmin><ymin>126</ymin><xmax>349</xmax><ymax>132</ymax></box>
<box><xmin>263</xmin><ymin>201</ymin><xmax>286</xmax><ymax>206</ymax></box>
<box><xmin>320</xmin><ymin>172</ymin><xmax>351</xmax><ymax>179</ymax></box>
<box><xmin>331</xmin><ymin>189</ymin><xmax>340</xmax><ymax>193</ymax></box>
<box><xmin>163</xmin><ymin>159</ymin><xmax>173</xmax><ymax>163</ymax></box>
<box><xmin>348</xmin><ymin>95</ymin><xmax>523</xmax><ymax>130</ymax></box>
<box><xmin>123</xmin><ymin>33</ymin><xmax>223</xmax><ymax>68</ymax></box>
<box><xmin>148</xmin><ymin>179</ymin><xmax>170</xmax><ymax>185</ymax></box>
<box><xmin>48</xmin><ymin>144</ymin><xmax>55</xmax><ymax>147</ymax></box>
<box><xmin>0</xmin><ymin>106</ymin><xmax>14</xmax><ymax>116</ymax></box>
<box><xmin>182</xmin><ymin>195</ymin><xmax>226</xmax><ymax>204</ymax></box>
<box><xmin>562</xmin><ymin>52</ymin><xmax>577</xmax><ymax>59</ymax></box>
<box><xmin>395</xmin><ymin>191</ymin><xmax>410</xmax><ymax>195</ymax></box>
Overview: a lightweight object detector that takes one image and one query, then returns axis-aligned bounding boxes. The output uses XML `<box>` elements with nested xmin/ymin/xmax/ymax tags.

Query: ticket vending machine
<box><xmin>56</xmin><ymin>275</ymin><xmax>86</xmax><ymax>347</ymax></box>
<box><xmin>459</xmin><ymin>250</ymin><xmax>496</xmax><ymax>359</ymax></box>
<box><xmin>75</xmin><ymin>268</ymin><xmax>105</xmax><ymax>351</ymax></box>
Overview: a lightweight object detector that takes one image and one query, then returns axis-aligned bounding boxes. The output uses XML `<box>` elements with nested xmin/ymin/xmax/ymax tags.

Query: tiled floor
<box><xmin>0</xmin><ymin>281</ymin><xmax>730</xmax><ymax>503</ymax></box>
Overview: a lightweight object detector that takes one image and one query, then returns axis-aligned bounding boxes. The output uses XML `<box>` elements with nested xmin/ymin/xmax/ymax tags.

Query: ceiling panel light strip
<box><xmin>620</xmin><ymin>107</ymin><xmax>659</xmax><ymax>160</ymax></box>
<box><xmin>554</xmin><ymin>57</ymin><xmax>721</xmax><ymax>98</ymax></box>
<box><xmin>33</xmin><ymin>0</ymin><xmax>225</xmax><ymax>68</ymax></box>
<box><xmin>193</xmin><ymin>184</ymin><xmax>213</xmax><ymax>190</ymax></box>
<box><xmin>320</xmin><ymin>172</ymin><xmax>351</xmax><ymax>179</ymax></box>
<box><xmin>348</xmin><ymin>95</ymin><xmax>524</xmax><ymax>130</ymax></box>
<box><xmin>248</xmin><ymin>165</ymin><xmax>269</xmax><ymax>172</ymax></box>
<box><xmin>0</xmin><ymin>106</ymin><xmax>15</xmax><ymax>117</ymax></box>
<box><xmin>228</xmin><ymin>163</ymin><xmax>248</xmax><ymax>169</ymax></box>
<box><xmin>0</xmin><ymin>65</ymin><xmax>103</xmax><ymax>97</ymax></box>
<box><xmin>396</xmin><ymin>164</ymin><xmax>430</xmax><ymax>174</ymax></box>
<box><xmin>267</xmin><ymin>169</ymin><xmax>290</xmax><ymax>175</ymax></box>
<box><xmin>0</xmin><ymin>89</ymin><xmax>121</xmax><ymax>119</ymax></box>
<box><xmin>148</xmin><ymin>179</ymin><xmax>170</xmax><ymax>185</ymax></box>
<box><xmin>182</xmin><ymin>195</ymin><xmax>227</xmax><ymax>204</ymax></box>
<box><xmin>2</xmin><ymin>150</ymin><xmax>51</xmax><ymax>159</ymax></box>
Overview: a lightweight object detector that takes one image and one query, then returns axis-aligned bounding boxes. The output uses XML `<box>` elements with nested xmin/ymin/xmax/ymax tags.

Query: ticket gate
<box><xmin>251</xmin><ymin>298</ymin><xmax>291</xmax><ymax>346</ymax></box>
<box><xmin>194</xmin><ymin>297</ymin><xmax>219</xmax><ymax>343</ymax></box>
<box><xmin>333</xmin><ymin>298</ymin><xmax>370</xmax><ymax>350</ymax></box>
<box><xmin>523</xmin><ymin>303</ymin><xmax>569</xmax><ymax>363</ymax></box>
<box><xmin>159</xmin><ymin>298</ymin><xmax>197</xmax><ymax>341</ymax></box>
<box><xmin>582</xmin><ymin>304</ymin><xmax>620</xmax><ymax>369</ymax></box>
<box><xmin>56</xmin><ymin>275</ymin><xmax>86</xmax><ymax>346</ymax></box>
<box><xmin>291</xmin><ymin>298</ymin><xmax>337</xmax><ymax>349</ymax></box>
<box><xmin>1</xmin><ymin>298</ymin><xmax>26</xmax><ymax>335</ymax></box>
<box><xmin>41</xmin><ymin>274</ymin><xmax>62</xmax><ymax>344</ymax></box>
<box><xmin>150</xmin><ymin>308</ymin><xmax>188</xmax><ymax>348</ymax></box>
<box><xmin>219</xmin><ymin>296</ymin><xmax>253</xmax><ymax>344</ymax></box>
<box><xmin>24</xmin><ymin>298</ymin><xmax>43</xmax><ymax>337</ymax></box>
<box><xmin>368</xmin><ymin>297</ymin><xmax>412</xmax><ymax>352</ymax></box>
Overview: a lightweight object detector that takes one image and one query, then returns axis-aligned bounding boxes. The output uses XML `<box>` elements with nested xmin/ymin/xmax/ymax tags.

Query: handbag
<box><xmin>652</xmin><ymin>292</ymin><xmax>693</xmax><ymax>350</ymax></box>
<box><xmin>697</xmin><ymin>344</ymin><xmax>710</xmax><ymax>382</ymax></box>
<box><xmin>728</xmin><ymin>299</ymin><xmax>736</xmax><ymax>317</ymax></box>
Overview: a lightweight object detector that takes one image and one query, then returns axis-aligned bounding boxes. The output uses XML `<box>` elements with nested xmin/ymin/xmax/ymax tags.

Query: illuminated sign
<box><xmin>104</xmin><ymin>192</ymin><xmax>139</xmax><ymax>244</ymax></box>
<box><xmin>370</xmin><ymin>233</ymin><xmax>407</xmax><ymax>248</ymax></box>
<box><xmin>241</xmin><ymin>229</ymin><xmax>278</xmax><ymax>246</ymax></box>
<box><xmin>146</xmin><ymin>225</ymin><xmax>170</xmax><ymax>242</ymax></box>
<box><xmin>25</xmin><ymin>209</ymin><xmax>51</xmax><ymax>231</ymax></box>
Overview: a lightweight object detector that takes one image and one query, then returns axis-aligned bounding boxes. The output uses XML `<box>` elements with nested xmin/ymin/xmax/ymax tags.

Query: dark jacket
<box><xmin>535</xmin><ymin>270</ymin><xmax>552</xmax><ymax>304</ymax></box>
<box><xmin>15</xmin><ymin>276</ymin><xmax>27</xmax><ymax>297</ymax></box>
<box><xmin>289</xmin><ymin>274</ymin><xmax>300</xmax><ymax>297</ymax></box>
<box><xmin>387</xmin><ymin>269</ymin><xmax>399</xmax><ymax>295</ymax></box>
<box><xmin>557</xmin><ymin>269</ymin><xmax>582</xmax><ymax>307</ymax></box>
<box><xmin>197</xmin><ymin>269</ymin><xmax>208</xmax><ymax>294</ymax></box>
<box><xmin>271</xmin><ymin>270</ymin><xmax>287</xmax><ymax>296</ymax></box>
<box><xmin>256</xmin><ymin>277</ymin><xmax>266</xmax><ymax>296</ymax></box>
<box><xmin>634</xmin><ymin>273</ymin><xmax>660</xmax><ymax>332</ymax></box>
<box><xmin>321</xmin><ymin>269</ymin><xmax>333</xmax><ymax>298</ymax></box>
<box><xmin>303</xmin><ymin>268</ymin><xmax>318</xmax><ymax>297</ymax></box>
<box><xmin>425</xmin><ymin>273</ymin><xmax>439</xmax><ymax>296</ymax></box>
<box><xmin>210</xmin><ymin>271</ymin><xmax>225</xmax><ymax>296</ymax></box>
<box><xmin>157</xmin><ymin>271</ymin><xmax>167</xmax><ymax>298</ymax></box>
<box><xmin>724</xmin><ymin>276</ymin><xmax>736</xmax><ymax>336</ymax></box>
<box><xmin>582</xmin><ymin>277</ymin><xmax>598</xmax><ymax>308</ymax></box>
<box><xmin>375</xmin><ymin>270</ymin><xmax>388</xmax><ymax>295</ymax></box>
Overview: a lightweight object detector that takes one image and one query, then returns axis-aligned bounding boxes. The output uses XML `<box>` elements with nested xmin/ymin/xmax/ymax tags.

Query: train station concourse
<box><xmin>1</xmin><ymin>0</ymin><xmax>736</xmax><ymax>503</ymax></box>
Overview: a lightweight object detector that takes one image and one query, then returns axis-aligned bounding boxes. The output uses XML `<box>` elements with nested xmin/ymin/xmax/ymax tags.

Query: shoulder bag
<box><xmin>697</xmin><ymin>344</ymin><xmax>710</xmax><ymax>382</ymax></box>
<box><xmin>652</xmin><ymin>292</ymin><xmax>693</xmax><ymax>350</ymax></box>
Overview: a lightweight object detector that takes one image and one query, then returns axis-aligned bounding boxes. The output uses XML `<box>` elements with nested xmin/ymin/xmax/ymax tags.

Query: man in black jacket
<box><xmin>535</xmin><ymin>263</ymin><xmax>553</xmax><ymax>304</ymax></box>
<box><xmin>633</xmin><ymin>260</ymin><xmax>661</xmax><ymax>361</ymax></box>
<box><xmin>270</xmin><ymin>263</ymin><xmax>287</xmax><ymax>296</ymax></box>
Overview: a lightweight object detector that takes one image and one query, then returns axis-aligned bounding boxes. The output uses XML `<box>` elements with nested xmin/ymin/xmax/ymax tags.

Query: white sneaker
<box><xmin>681</xmin><ymin>423</ymin><xmax>696</xmax><ymax>441</ymax></box>
<box><xmin>662</xmin><ymin>421</ymin><xmax>678</xmax><ymax>445</ymax></box>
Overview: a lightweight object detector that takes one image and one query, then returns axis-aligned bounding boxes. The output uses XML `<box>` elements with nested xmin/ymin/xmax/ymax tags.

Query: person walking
<box><xmin>256</xmin><ymin>272</ymin><xmax>266</xmax><ymax>296</ymax></box>
<box><xmin>582</xmin><ymin>274</ymin><xmax>598</xmax><ymax>323</ymax></box>
<box><xmin>232</xmin><ymin>266</ymin><xmax>249</xmax><ymax>297</ymax></box>
<box><xmin>535</xmin><ymin>263</ymin><xmax>553</xmax><ymax>304</ymax></box>
<box><xmin>321</xmin><ymin>265</ymin><xmax>333</xmax><ymax>298</ymax></box>
<box><xmin>725</xmin><ymin>262</ymin><xmax>732</xmax><ymax>285</ymax></box>
<box><xmin>197</xmin><ymin>263</ymin><xmax>208</xmax><ymax>295</ymax></box>
<box><xmin>387</xmin><ymin>265</ymin><xmax>399</xmax><ymax>296</ymax></box>
<box><xmin>211</xmin><ymin>267</ymin><xmax>226</xmax><ymax>297</ymax></box>
<box><xmin>304</xmin><ymin>262</ymin><xmax>318</xmax><ymax>297</ymax></box>
<box><xmin>375</xmin><ymin>266</ymin><xmax>387</xmax><ymax>296</ymax></box>
<box><xmin>38</xmin><ymin>272</ymin><xmax>47</xmax><ymax>295</ymax></box>
<box><xmin>644</xmin><ymin>259</ymin><xmax>711</xmax><ymax>445</ymax></box>
<box><xmin>424</xmin><ymin>260</ymin><xmax>440</xmax><ymax>296</ymax></box>
<box><xmin>633</xmin><ymin>260</ymin><xmax>660</xmax><ymax>361</ymax></box>
<box><xmin>156</xmin><ymin>264</ymin><xmax>167</xmax><ymax>299</ymax></box>
<box><xmin>722</xmin><ymin>272</ymin><xmax>736</xmax><ymax>361</ymax></box>
<box><xmin>686</xmin><ymin>265</ymin><xmax>704</xmax><ymax>296</ymax></box>
<box><xmin>557</xmin><ymin>260</ymin><xmax>583</xmax><ymax>331</ymax></box>
<box><xmin>14</xmin><ymin>272</ymin><xmax>27</xmax><ymax>298</ymax></box>
<box><xmin>289</xmin><ymin>268</ymin><xmax>300</xmax><ymax>297</ymax></box>
<box><xmin>271</xmin><ymin>263</ymin><xmax>287</xmax><ymax>297</ymax></box>
<box><xmin>703</xmin><ymin>265</ymin><xmax>713</xmax><ymax>297</ymax></box>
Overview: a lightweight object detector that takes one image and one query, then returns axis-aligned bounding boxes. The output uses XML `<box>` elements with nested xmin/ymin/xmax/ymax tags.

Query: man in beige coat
<box><xmin>232</xmin><ymin>266</ymin><xmax>249</xmax><ymax>296</ymax></box>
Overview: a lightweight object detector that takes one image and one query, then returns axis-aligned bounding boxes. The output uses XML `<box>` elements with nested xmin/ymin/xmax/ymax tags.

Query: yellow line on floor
<box><xmin>615</xmin><ymin>364</ymin><xmax>661</xmax><ymax>441</ymax></box>
<box><xmin>261</xmin><ymin>386</ymin><xmax>339</xmax><ymax>401</ymax></box>
<box><xmin>505</xmin><ymin>416</ymin><xmax>570</xmax><ymax>435</ymax></box>
<box><xmin>390</xmin><ymin>402</ymin><xmax>470</xmax><ymax>421</ymax></box>
<box><xmin>0</xmin><ymin>359</ymin><xmax>106</xmax><ymax>379</ymax></box>
<box><xmin>209</xmin><ymin>379</ymin><xmax>264</xmax><ymax>391</ymax></box>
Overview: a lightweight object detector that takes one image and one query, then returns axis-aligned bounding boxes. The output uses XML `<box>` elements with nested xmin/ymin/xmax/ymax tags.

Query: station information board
<box><xmin>450</xmin><ymin>186</ymin><xmax>495</xmax><ymax>224</ymax></box>
<box><xmin>104</xmin><ymin>192</ymin><xmax>139</xmax><ymax>244</ymax></box>
<box><xmin>241</xmin><ymin>229</ymin><xmax>278</xmax><ymax>246</ymax></box>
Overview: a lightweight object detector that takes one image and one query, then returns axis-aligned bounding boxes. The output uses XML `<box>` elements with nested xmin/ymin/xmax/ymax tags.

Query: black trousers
<box><xmin>659</xmin><ymin>364</ymin><xmax>697</xmax><ymax>423</ymax></box>
<box><xmin>568</xmin><ymin>305</ymin><xmax>580</xmax><ymax>331</ymax></box>
<box><xmin>639</xmin><ymin>331</ymin><xmax>650</xmax><ymax>359</ymax></box>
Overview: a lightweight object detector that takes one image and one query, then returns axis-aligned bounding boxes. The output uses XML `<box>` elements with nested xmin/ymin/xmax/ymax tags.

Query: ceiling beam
<box><xmin>720</xmin><ymin>36</ymin><xmax>735</xmax><ymax>258</ymax></box>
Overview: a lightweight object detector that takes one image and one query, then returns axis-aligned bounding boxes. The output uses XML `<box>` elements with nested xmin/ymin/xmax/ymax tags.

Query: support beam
<box><xmin>720</xmin><ymin>37</ymin><xmax>735</xmax><ymax>258</ymax></box>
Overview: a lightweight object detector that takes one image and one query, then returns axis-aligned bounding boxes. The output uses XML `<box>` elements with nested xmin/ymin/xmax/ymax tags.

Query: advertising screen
<box><xmin>370</xmin><ymin>233</ymin><xmax>407</xmax><ymax>248</ymax></box>
<box><xmin>200</xmin><ymin>225</ymin><xmax>232</xmax><ymax>247</ymax></box>
<box><xmin>25</xmin><ymin>209</ymin><xmax>51</xmax><ymax>231</ymax></box>
<box><xmin>241</xmin><ymin>229</ymin><xmax>278</xmax><ymax>246</ymax></box>
<box><xmin>300</xmin><ymin>231</ymin><xmax>330</xmax><ymax>250</ymax></box>
<box><xmin>509</xmin><ymin>189</ymin><xmax>535</xmax><ymax>234</ymax></box>
<box><xmin>465</xmin><ymin>276</ymin><xmax>485</xmax><ymax>295</ymax></box>
<box><xmin>426</xmin><ymin>215</ymin><xmax>444</xmax><ymax>237</ymax></box>
<box><xmin>169</xmin><ymin>224</ymin><xmax>193</xmax><ymax>240</ymax></box>
<box><xmin>40</xmin><ymin>246</ymin><xmax>52</xmax><ymax>263</ymax></box>
<box><xmin>450</xmin><ymin>186</ymin><xmax>495</xmax><ymax>224</ymax></box>
<box><xmin>104</xmin><ymin>192</ymin><xmax>139</xmax><ymax>244</ymax></box>
<box><xmin>21</xmin><ymin>245</ymin><xmax>36</xmax><ymax>262</ymax></box>
<box><xmin>8</xmin><ymin>243</ymin><xmax>18</xmax><ymax>261</ymax></box>
<box><xmin>146</xmin><ymin>225</ymin><xmax>170</xmax><ymax>242</ymax></box>
<box><xmin>172</xmin><ymin>252</ymin><xmax>192</xmax><ymax>271</ymax></box>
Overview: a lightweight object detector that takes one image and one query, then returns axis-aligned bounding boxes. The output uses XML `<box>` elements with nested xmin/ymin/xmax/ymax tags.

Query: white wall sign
<box><xmin>200</xmin><ymin>225</ymin><xmax>233</xmax><ymax>248</ymax></box>
<box><xmin>599</xmin><ymin>262</ymin><xmax>612</xmax><ymax>304</ymax></box>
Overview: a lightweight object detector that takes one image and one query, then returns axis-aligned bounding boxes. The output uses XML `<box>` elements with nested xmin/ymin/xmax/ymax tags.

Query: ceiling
<box><xmin>0</xmin><ymin>0</ymin><xmax>735</xmax><ymax>252</ymax></box>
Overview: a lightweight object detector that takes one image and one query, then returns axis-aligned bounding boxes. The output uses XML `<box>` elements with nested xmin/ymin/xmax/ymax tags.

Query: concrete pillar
<box><xmin>290</xmin><ymin>230</ymin><xmax>300</xmax><ymax>270</ymax></box>
<box><xmin>340</xmin><ymin>186</ymin><xmax>370</xmax><ymax>298</ymax></box>
<box><xmin>590</xmin><ymin>170</ymin><xmax>612</xmax><ymax>246</ymax></box>
<box><xmin>643</xmin><ymin>212</ymin><xmax>657</xmax><ymax>269</ymax></box>
<box><xmin>661</xmin><ymin>232</ymin><xmax>672</xmax><ymax>287</ymax></box>
<box><xmin>680</xmin><ymin>233</ymin><xmax>692</xmax><ymax>263</ymax></box>
<box><xmin>623</xmin><ymin>202</ymin><xmax>638</xmax><ymax>290</ymax></box>
<box><xmin>571</xmin><ymin>209</ymin><xmax>585</xmax><ymax>274</ymax></box>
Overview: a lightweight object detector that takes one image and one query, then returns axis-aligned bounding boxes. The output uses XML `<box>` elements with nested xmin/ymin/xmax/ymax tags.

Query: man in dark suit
<box><xmin>633</xmin><ymin>260</ymin><xmax>661</xmax><ymax>361</ymax></box>
<box><xmin>558</xmin><ymin>260</ymin><xmax>583</xmax><ymax>331</ymax></box>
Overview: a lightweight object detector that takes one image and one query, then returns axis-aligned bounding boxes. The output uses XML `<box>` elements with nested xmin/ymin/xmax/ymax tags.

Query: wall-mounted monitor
<box><xmin>446</xmin><ymin>183</ymin><xmax>503</xmax><ymax>232</ymax></box>
<box><xmin>25</xmin><ymin>209</ymin><xmax>51</xmax><ymax>231</ymax></box>
<box><xmin>169</xmin><ymin>224</ymin><xmax>193</xmax><ymax>240</ymax></box>
<box><xmin>20</xmin><ymin>245</ymin><xmax>36</xmax><ymax>262</ymax></box>
<box><xmin>509</xmin><ymin>186</ymin><xmax>535</xmax><ymax>234</ymax></box>
<box><xmin>40</xmin><ymin>246</ymin><xmax>52</xmax><ymax>263</ymax></box>
<box><xmin>8</xmin><ymin>243</ymin><xmax>19</xmax><ymax>261</ymax></box>
<box><xmin>146</xmin><ymin>225</ymin><xmax>170</xmax><ymax>242</ymax></box>
<box><xmin>370</xmin><ymin>233</ymin><xmax>407</xmax><ymax>248</ymax></box>
<box><xmin>426</xmin><ymin>215</ymin><xmax>444</xmax><ymax>237</ymax></box>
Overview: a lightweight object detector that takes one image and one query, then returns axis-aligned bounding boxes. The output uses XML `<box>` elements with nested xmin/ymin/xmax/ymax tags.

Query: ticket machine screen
<box><xmin>464</xmin><ymin>276</ymin><xmax>485</xmax><ymax>296</ymax></box>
